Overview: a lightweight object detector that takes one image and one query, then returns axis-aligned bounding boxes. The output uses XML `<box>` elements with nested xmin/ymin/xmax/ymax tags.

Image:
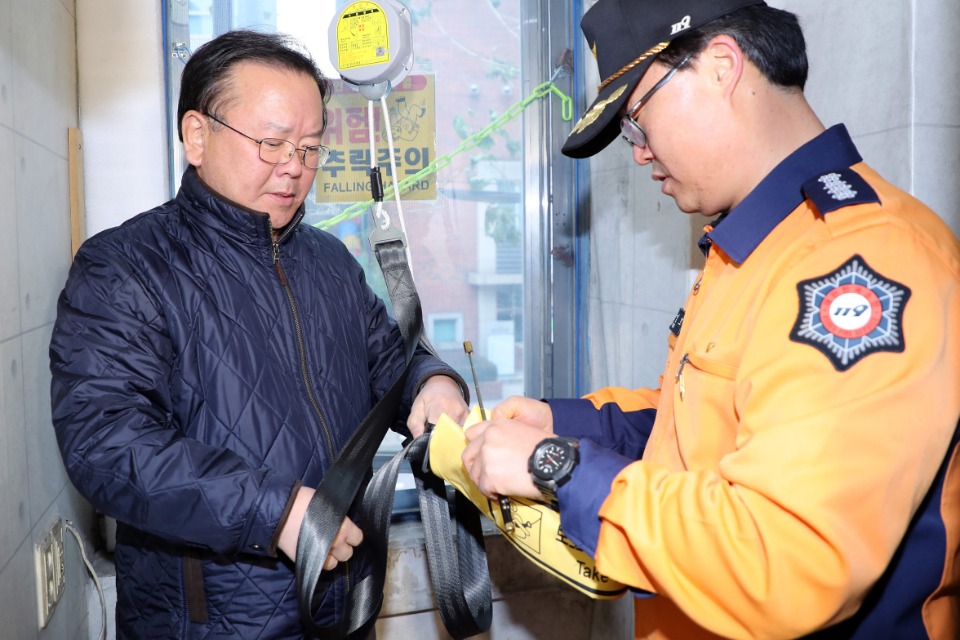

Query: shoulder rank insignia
<box><xmin>790</xmin><ymin>255</ymin><xmax>911</xmax><ymax>371</ymax></box>
<box><xmin>802</xmin><ymin>167</ymin><xmax>880</xmax><ymax>215</ymax></box>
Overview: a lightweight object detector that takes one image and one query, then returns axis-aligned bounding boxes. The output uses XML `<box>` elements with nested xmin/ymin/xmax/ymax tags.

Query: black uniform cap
<box><xmin>561</xmin><ymin>0</ymin><xmax>766</xmax><ymax>159</ymax></box>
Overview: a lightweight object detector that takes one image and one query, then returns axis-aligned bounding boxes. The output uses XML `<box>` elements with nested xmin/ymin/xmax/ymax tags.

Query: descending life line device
<box><xmin>328</xmin><ymin>0</ymin><xmax>415</xmax><ymax>266</ymax></box>
<box><xmin>294</xmin><ymin>3</ymin><xmax>624</xmax><ymax>639</ymax></box>
<box><xmin>430</xmin><ymin>408</ymin><xmax>627</xmax><ymax>599</ymax></box>
<box><xmin>297</xmin><ymin>4</ymin><xmax>494</xmax><ymax>639</ymax></box>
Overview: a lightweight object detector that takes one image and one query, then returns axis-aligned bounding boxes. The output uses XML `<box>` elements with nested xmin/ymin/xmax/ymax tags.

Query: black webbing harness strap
<box><xmin>295</xmin><ymin>234</ymin><xmax>493</xmax><ymax>639</ymax></box>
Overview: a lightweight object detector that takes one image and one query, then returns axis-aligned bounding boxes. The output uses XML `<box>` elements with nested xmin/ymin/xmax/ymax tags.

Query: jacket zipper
<box><xmin>273</xmin><ymin>241</ymin><xmax>335</xmax><ymax>457</ymax></box>
<box><xmin>273</xmin><ymin>231</ymin><xmax>351</xmax><ymax>593</ymax></box>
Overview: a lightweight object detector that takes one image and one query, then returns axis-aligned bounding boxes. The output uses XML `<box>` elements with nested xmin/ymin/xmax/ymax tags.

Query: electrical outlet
<box><xmin>35</xmin><ymin>518</ymin><xmax>65</xmax><ymax>628</ymax></box>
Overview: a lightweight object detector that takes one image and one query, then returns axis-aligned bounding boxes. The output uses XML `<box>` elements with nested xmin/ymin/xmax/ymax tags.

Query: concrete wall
<box><xmin>0</xmin><ymin>0</ymin><xmax>93</xmax><ymax>638</ymax></box>
<box><xmin>0</xmin><ymin>2</ymin><xmax>165</xmax><ymax>638</ymax></box>
<box><xmin>584</xmin><ymin>0</ymin><xmax>960</xmax><ymax>391</ymax></box>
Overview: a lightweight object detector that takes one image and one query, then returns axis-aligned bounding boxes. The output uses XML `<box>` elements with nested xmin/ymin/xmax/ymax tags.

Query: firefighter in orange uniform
<box><xmin>461</xmin><ymin>1</ymin><xmax>960</xmax><ymax>638</ymax></box>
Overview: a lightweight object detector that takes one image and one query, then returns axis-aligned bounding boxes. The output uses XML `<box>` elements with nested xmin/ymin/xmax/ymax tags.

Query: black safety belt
<box><xmin>295</xmin><ymin>222</ymin><xmax>493</xmax><ymax>639</ymax></box>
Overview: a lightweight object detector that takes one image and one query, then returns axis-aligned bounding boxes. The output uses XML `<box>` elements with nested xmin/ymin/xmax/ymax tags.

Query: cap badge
<box><xmin>570</xmin><ymin>84</ymin><xmax>627</xmax><ymax>135</ymax></box>
<box><xmin>592</xmin><ymin>42</ymin><xmax>598</xmax><ymax>61</ymax></box>
<box><xmin>671</xmin><ymin>15</ymin><xmax>692</xmax><ymax>35</ymax></box>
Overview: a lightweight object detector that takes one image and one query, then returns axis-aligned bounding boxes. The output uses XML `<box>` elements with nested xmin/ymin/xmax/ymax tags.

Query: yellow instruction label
<box><xmin>336</xmin><ymin>1</ymin><xmax>391</xmax><ymax>71</ymax></box>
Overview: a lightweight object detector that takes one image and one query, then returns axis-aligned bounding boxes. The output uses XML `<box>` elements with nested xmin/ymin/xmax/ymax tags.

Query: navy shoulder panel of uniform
<box><xmin>802</xmin><ymin>167</ymin><xmax>880</xmax><ymax>215</ymax></box>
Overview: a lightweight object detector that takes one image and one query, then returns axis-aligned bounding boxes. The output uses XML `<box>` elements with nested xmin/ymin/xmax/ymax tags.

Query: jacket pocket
<box><xmin>183</xmin><ymin>551</ymin><xmax>209</xmax><ymax>624</ymax></box>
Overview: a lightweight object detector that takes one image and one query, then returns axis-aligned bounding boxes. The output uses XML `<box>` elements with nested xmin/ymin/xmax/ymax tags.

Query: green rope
<box><xmin>315</xmin><ymin>81</ymin><xmax>572</xmax><ymax>230</ymax></box>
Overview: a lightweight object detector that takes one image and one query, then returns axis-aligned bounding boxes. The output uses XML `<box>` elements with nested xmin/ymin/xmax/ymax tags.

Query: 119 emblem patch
<box><xmin>790</xmin><ymin>255</ymin><xmax>911</xmax><ymax>371</ymax></box>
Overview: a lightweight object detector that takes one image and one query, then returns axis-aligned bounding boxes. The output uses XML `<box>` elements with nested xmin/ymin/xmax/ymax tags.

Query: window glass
<box><xmin>165</xmin><ymin>0</ymin><xmax>578</xmax><ymax>464</ymax></box>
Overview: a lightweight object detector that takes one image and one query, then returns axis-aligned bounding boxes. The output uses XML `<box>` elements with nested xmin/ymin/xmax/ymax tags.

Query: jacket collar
<box><xmin>177</xmin><ymin>166</ymin><xmax>305</xmax><ymax>247</ymax></box>
<box><xmin>701</xmin><ymin>124</ymin><xmax>864</xmax><ymax>264</ymax></box>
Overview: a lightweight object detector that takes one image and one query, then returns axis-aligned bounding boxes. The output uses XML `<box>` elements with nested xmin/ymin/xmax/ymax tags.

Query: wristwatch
<box><xmin>528</xmin><ymin>436</ymin><xmax>580</xmax><ymax>504</ymax></box>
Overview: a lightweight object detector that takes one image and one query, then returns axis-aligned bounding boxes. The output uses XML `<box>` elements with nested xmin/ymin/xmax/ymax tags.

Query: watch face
<box><xmin>532</xmin><ymin>441</ymin><xmax>572</xmax><ymax>479</ymax></box>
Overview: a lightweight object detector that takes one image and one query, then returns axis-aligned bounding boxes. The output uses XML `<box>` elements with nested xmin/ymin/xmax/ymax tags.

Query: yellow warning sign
<box><xmin>316</xmin><ymin>74</ymin><xmax>437</xmax><ymax>203</ymax></box>
<box><xmin>335</xmin><ymin>1</ymin><xmax>391</xmax><ymax>71</ymax></box>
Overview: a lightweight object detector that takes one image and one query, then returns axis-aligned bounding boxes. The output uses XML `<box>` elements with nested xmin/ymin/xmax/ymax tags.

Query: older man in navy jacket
<box><xmin>49</xmin><ymin>30</ymin><xmax>467</xmax><ymax>639</ymax></box>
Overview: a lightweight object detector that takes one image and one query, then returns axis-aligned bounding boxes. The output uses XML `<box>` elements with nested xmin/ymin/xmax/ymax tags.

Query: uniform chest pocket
<box><xmin>682</xmin><ymin>350</ymin><xmax>738</xmax><ymax>380</ymax></box>
<box><xmin>672</xmin><ymin>348</ymin><xmax>741</xmax><ymax>468</ymax></box>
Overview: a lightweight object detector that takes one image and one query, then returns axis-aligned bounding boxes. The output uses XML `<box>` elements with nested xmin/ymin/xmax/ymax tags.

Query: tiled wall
<box><xmin>0</xmin><ymin>0</ymin><xmax>95</xmax><ymax>639</ymax></box>
<box><xmin>584</xmin><ymin>0</ymin><xmax>960</xmax><ymax>392</ymax></box>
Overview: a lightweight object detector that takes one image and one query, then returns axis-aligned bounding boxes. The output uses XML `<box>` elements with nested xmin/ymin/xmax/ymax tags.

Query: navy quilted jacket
<box><xmin>50</xmin><ymin>167</ymin><xmax>461</xmax><ymax>638</ymax></box>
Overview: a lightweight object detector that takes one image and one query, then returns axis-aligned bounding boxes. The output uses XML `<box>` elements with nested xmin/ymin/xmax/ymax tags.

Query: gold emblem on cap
<box><xmin>598</xmin><ymin>41</ymin><xmax>670</xmax><ymax>92</ymax></box>
<box><xmin>570</xmin><ymin>84</ymin><xmax>627</xmax><ymax>135</ymax></box>
<box><xmin>592</xmin><ymin>42</ymin><xmax>598</xmax><ymax>60</ymax></box>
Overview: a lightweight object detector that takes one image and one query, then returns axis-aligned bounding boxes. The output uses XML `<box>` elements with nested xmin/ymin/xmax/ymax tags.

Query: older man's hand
<box><xmin>407</xmin><ymin>375</ymin><xmax>469</xmax><ymax>437</ymax></box>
